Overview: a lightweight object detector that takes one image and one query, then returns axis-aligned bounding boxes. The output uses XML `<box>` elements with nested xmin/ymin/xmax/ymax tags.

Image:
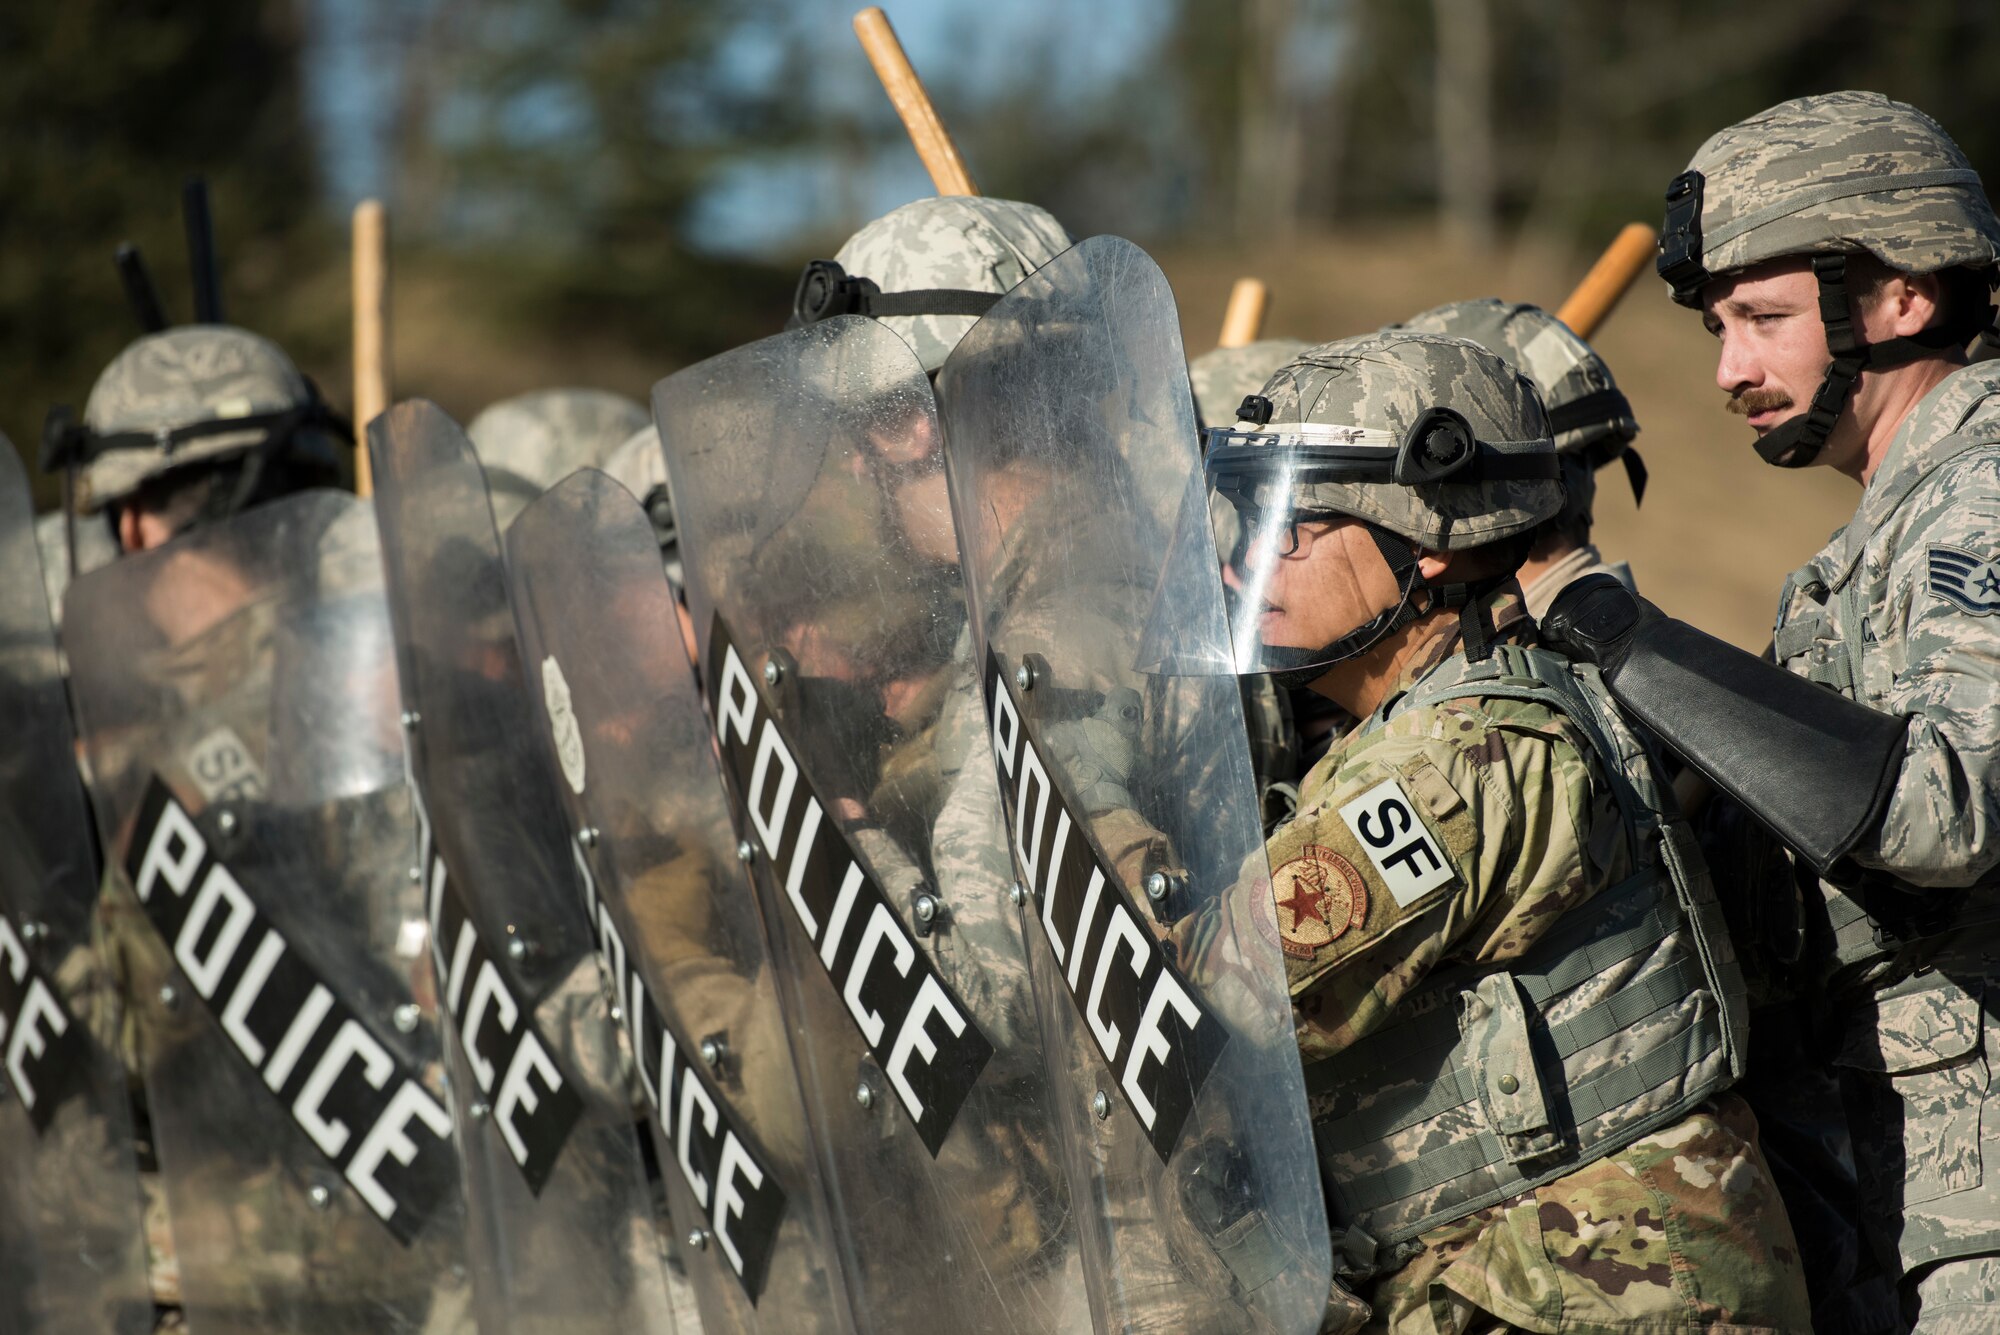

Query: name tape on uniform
<box><xmin>127</xmin><ymin>778</ymin><xmax>456</xmax><ymax>1245</ymax></box>
<box><xmin>984</xmin><ymin>649</ymin><xmax>1230</xmax><ymax>1162</ymax></box>
<box><xmin>707</xmin><ymin>614</ymin><xmax>992</xmax><ymax>1158</ymax></box>
<box><xmin>1337</xmin><ymin>777</ymin><xmax>1455</xmax><ymax>907</ymax></box>
<box><xmin>409</xmin><ymin>774</ymin><xmax>582</xmax><ymax>1196</ymax></box>
<box><xmin>0</xmin><ymin>905</ymin><xmax>89</xmax><ymax>1132</ymax></box>
<box><xmin>569</xmin><ymin>837</ymin><xmax>786</xmax><ymax>1302</ymax></box>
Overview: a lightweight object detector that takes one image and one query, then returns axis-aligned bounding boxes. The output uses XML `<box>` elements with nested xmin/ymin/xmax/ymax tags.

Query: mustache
<box><xmin>1726</xmin><ymin>388</ymin><xmax>1794</xmax><ymax>417</ymax></box>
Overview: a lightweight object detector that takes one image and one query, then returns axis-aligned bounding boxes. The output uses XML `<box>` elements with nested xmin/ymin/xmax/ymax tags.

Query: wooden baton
<box><xmin>1218</xmin><ymin>278</ymin><xmax>1270</xmax><ymax>349</ymax></box>
<box><xmin>351</xmin><ymin>200</ymin><xmax>389</xmax><ymax>498</ymax></box>
<box><xmin>1554</xmin><ymin>222</ymin><xmax>1658</xmax><ymax>340</ymax></box>
<box><xmin>853</xmin><ymin>7</ymin><xmax>979</xmax><ymax>197</ymax></box>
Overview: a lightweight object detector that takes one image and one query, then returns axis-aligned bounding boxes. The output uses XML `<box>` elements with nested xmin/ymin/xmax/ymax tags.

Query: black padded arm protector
<box><xmin>1540</xmin><ymin>575</ymin><xmax>1908</xmax><ymax>876</ymax></box>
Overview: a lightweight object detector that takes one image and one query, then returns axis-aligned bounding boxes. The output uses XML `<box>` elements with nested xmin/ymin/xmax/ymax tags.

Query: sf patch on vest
<box><xmin>128</xmin><ymin>779</ymin><xmax>457</xmax><ymax>1244</ymax></box>
<box><xmin>1338</xmin><ymin>776</ymin><xmax>1456</xmax><ymax>908</ymax></box>
<box><xmin>1930</xmin><ymin>544</ymin><xmax>2000</xmax><ymax>615</ymax></box>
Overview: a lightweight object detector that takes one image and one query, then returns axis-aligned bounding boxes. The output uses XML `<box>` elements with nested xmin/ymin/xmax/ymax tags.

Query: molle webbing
<box><xmin>1305</xmin><ymin>644</ymin><xmax>1744</xmax><ymax>1256</ymax></box>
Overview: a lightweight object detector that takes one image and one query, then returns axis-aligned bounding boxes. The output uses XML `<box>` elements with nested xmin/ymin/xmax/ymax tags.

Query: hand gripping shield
<box><xmin>62</xmin><ymin>491</ymin><xmax>475</xmax><ymax>1334</ymax></box>
<box><xmin>370</xmin><ymin>401</ymin><xmax>692</xmax><ymax>1335</ymax></box>
<box><xmin>934</xmin><ymin>235</ymin><xmax>1332</xmax><ymax>1332</ymax></box>
<box><xmin>0</xmin><ymin>441</ymin><xmax>151</xmax><ymax>1334</ymax></box>
<box><xmin>507</xmin><ymin>469</ymin><xmax>852</xmax><ymax>1335</ymax></box>
<box><xmin>655</xmin><ymin>317</ymin><xmax>1090</xmax><ymax>1333</ymax></box>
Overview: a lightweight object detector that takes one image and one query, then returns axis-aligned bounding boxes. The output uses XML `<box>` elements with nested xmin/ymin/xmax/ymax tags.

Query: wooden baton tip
<box><xmin>1218</xmin><ymin>278</ymin><xmax>1270</xmax><ymax>349</ymax></box>
<box><xmin>1554</xmin><ymin>222</ymin><xmax>1659</xmax><ymax>340</ymax></box>
<box><xmin>351</xmin><ymin>199</ymin><xmax>388</xmax><ymax>498</ymax></box>
<box><xmin>852</xmin><ymin>7</ymin><xmax>979</xmax><ymax>197</ymax></box>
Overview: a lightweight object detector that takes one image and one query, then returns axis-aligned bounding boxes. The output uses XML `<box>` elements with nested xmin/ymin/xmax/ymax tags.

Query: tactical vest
<box><xmin>1771</xmin><ymin>426</ymin><xmax>2000</xmax><ymax>978</ymax></box>
<box><xmin>1303</xmin><ymin>643</ymin><xmax>1748</xmax><ymax>1274</ymax></box>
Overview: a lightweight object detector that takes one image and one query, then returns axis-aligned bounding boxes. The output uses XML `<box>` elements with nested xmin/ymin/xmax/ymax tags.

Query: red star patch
<box><xmin>1271</xmin><ymin>845</ymin><xmax>1367</xmax><ymax>960</ymax></box>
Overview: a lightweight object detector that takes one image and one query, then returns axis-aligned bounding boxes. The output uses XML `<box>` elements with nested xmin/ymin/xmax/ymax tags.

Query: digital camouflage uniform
<box><xmin>463</xmin><ymin>388</ymin><xmax>649</xmax><ymax>532</ymax></box>
<box><xmin>1659</xmin><ymin>92</ymin><xmax>2000</xmax><ymax>1335</ymax></box>
<box><xmin>1188</xmin><ymin>332</ymin><xmax>1810</xmax><ymax>1333</ymax></box>
<box><xmin>1387</xmin><ymin>301</ymin><xmax>1644</xmax><ymax>621</ymax></box>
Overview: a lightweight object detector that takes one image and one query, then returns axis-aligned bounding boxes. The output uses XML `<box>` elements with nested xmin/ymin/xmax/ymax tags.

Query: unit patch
<box><xmin>1271</xmin><ymin>845</ymin><xmax>1367</xmax><ymax>959</ymax></box>
<box><xmin>1929</xmin><ymin>544</ymin><xmax>2000</xmax><ymax>616</ymax></box>
<box><xmin>1338</xmin><ymin>776</ymin><xmax>1456</xmax><ymax>907</ymax></box>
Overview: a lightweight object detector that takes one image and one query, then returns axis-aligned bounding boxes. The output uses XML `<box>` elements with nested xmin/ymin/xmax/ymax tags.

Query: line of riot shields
<box><xmin>12</xmin><ymin>234</ymin><xmax>1330</xmax><ymax>1333</ymax></box>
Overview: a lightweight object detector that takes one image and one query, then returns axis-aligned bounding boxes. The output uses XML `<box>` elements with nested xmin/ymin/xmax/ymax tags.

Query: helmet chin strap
<box><xmin>1756</xmin><ymin>253</ymin><xmax>1992</xmax><ymax>469</ymax></box>
<box><xmin>1258</xmin><ymin>526</ymin><xmax>1510</xmax><ymax>690</ymax></box>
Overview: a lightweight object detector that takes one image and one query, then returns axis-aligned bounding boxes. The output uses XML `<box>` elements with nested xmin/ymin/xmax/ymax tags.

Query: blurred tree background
<box><xmin>11</xmin><ymin>0</ymin><xmax>2000</xmax><ymax>518</ymax></box>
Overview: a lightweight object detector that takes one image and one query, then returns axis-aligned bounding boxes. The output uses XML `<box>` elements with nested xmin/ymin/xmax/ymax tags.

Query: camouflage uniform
<box><xmin>1387</xmin><ymin>301</ymin><xmax>1644</xmax><ymax>620</ymax></box>
<box><xmin>463</xmin><ymin>388</ymin><xmax>648</xmax><ymax>532</ymax></box>
<box><xmin>1655</xmin><ymin>92</ymin><xmax>2000</xmax><ymax>1333</ymax></box>
<box><xmin>1191</xmin><ymin>333</ymin><xmax>1810</xmax><ymax>1332</ymax></box>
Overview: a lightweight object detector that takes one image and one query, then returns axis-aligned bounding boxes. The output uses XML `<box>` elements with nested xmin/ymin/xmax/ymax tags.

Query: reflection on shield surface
<box><xmin>936</xmin><ymin>234</ymin><xmax>1331</xmax><ymax>1333</ymax></box>
<box><xmin>64</xmin><ymin>490</ymin><xmax>476</xmax><ymax>1334</ymax></box>
<box><xmin>0</xmin><ymin>440</ymin><xmax>151</xmax><ymax>1334</ymax></box>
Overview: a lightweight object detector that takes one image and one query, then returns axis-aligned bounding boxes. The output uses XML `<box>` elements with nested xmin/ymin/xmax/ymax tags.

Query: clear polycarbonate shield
<box><xmin>935</xmin><ymin>235</ymin><xmax>1332</xmax><ymax>1332</ymax></box>
<box><xmin>506</xmin><ymin>469</ymin><xmax>850</xmax><ymax>1335</ymax></box>
<box><xmin>656</xmin><ymin>317</ymin><xmax>1088</xmax><ymax>1333</ymax></box>
<box><xmin>62</xmin><ymin>490</ymin><xmax>475</xmax><ymax>1335</ymax></box>
<box><xmin>0</xmin><ymin>442</ymin><xmax>151</xmax><ymax>1335</ymax></box>
<box><xmin>370</xmin><ymin>401</ymin><xmax>686</xmax><ymax>1335</ymax></box>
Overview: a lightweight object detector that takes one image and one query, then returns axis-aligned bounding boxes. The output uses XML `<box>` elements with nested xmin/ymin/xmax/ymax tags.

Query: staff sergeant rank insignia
<box><xmin>1929</xmin><ymin>544</ymin><xmax>2000</xmax><ymax>615</ymax></box>
<box><xmin>1272</xmin><ymin>845</ymin><xmax>1367</xmax><ymax>960</ymax></box>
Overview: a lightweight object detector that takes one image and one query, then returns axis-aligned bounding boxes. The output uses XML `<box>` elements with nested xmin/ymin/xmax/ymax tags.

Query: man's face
<box><xmin>1701</xmin><ymin>256</ymin><xmax>1906</xmax><ymax>471</ymax></box>
<box><xmin>1222</xmin><ymin>513</ymin><xmax>1402</xmax><ymax>652</ymax></box>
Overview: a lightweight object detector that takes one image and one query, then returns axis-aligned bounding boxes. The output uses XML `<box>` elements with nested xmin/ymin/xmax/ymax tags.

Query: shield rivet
<box><xmin>914</xmin><ymin>893</ymin><xmax>939</xmax><ymax>925</ymax></box>
<box><xmin>579</xmin><ymin>826</ymin><xmax>600</xmax><ymax>849</ymax></box>
<box><xmin>855</xmin><ymin>1082</ymin><xmax>875</xmax><ymax>1110</ymax></box>
<box><xmin>1008</xmin><ymin>882</ymin><xmax>1027</xmax><ymax>907</ymax></box>
<box><xmin>408</xmin><ymin>865</ymin><xmax>423</xmax><ymax>884</ymax></box>
<box><xmin>157</xmin><ymin>984</ymin><xmax>179</xmax><ymax>1009</ymax></box>
<box><xmin>762</xmin><ymin>660</ymin><xmax>783</xmax><ymax>687</ymax></box>
<box><xmin>1014</xmin><ymin>662</ymin><xmax>1035</xmax><ymax>692</ymax></box>
<box><xmin>1497</xmin><ymin>1074</ymin><xmax>1519</xmax><ymax>1095</ymax></box>
<box><xmin>401</xmin><ymin>710</ymin><xmax>421</xmax><ymax>730</ymax></box>
<box><xmin>307</xmin><ymin>1184</ymin><xmax>332</xmax><ymax>1210</ymax></box>
<box><xmin>736</xmin><ymin>840</ymin><xmax>755</xmax><ymax>864</ymax></box>
<box><xmin>506</xmin><ymin>937</ymin><xmax>527</xmax><ymax>962</ymax></box>
<box><xmin>700</xmin><ymin>1037</ymin><xmax>725</xmax><ymax>1069</ymax></box>
<box><xmin>470</xmin><ymin>1101</ymin><xmax>491</xmax><ymax>1120</ymax></box>
<box><xmin>608</xmin><ymin>1005</ymin><xmax>624</xmax><ymax>1023</ymax></box>
<box><xmin>392</xmin><ymin>1003</ymin><xmax>421</xmax><ymax>1034</ymax></box>
<box><xmin>1144</xmin><ymin>872</ymin><xmax>1169</xmax><ymax>902</ymax></box>
<box><xmin>1092</xmin><ymin>1090</ymin><xmax>1110</xmax><ymax>1120</ymax></box>
<box><xmin>18</xmin><ymin>921</ymin><xmax>45</xmax><ymax>944</ymax></box>
<box><xmin>687</xmin><ymin>1228</ymin><xmax>710</xmax><ymax>1251</ymax></box>
<box><xmin>216</xmin><ymin>809</ymin><xmax>239</xmax><ymax>837</ymax></box>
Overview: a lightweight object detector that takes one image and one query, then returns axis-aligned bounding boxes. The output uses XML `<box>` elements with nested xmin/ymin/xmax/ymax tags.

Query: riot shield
<box><xmin>0</xmin><ymin>442</ymin><xmax>151</xmax><ymax>1334</ymax></box>
<box><xmin>934</xmin><ymin>235</ymin><xmax>1332</xmax><ymax>1332</ymax></box>
<box><xmin>62</xmin><ymin>490</ymin><xmax>475</xmax><ymax>1335</ymax></box>
<box><xmin>371</xmin><ymin>400</ymin><xmax>689</xmax><ymax>1334</ymax></box>
<box><xmin>655</xmin><ymin>317</ymin><xmax>1088</xmax><ymax>1333</ymax></box>
<box><xmin>506</xmin><ymin>469</ymin><xmax>850</xmax><ymax>1335</ymax></box>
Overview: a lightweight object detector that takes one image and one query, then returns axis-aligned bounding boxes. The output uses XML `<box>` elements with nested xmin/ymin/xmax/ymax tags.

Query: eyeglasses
<box><xmin>1224</xmin><ymin>507</ymin><xmax>1345</xmax><ymax>567</ymax></box>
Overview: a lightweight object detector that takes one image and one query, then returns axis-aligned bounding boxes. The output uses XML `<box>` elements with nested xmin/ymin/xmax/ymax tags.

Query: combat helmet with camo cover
<box><xmin>1202</xmin><ymin>330</ymin><xmax>1560</xmax><ymax>683</ymax></box>
<box><xmin>465</xmin><ymin>388</ymin><xmax>649</xmax><ymax>530</ymax></box>
<box><xmin>789</xmin><ymin>196</ymin><xmax>1073</xmax><ymax>373</ymax></box>
<box><xmin>1659</xmin><ymin>90</ymin><xmax>2000</xmax><ymax>467</ymax></box>
<box><xmin>47</xmin><ymin>325</ymin><xmax>345</xmax><ymax>521</ymax></box>
<box><xmin>1187</xmin><ymin>337</ymin><xmax>1310</xmax><ymax>427</ymax></box>
<box><xmin>1390</xmin><ymin>299</ymin><xmax>1641</xmax><ymax>531</ymax></box>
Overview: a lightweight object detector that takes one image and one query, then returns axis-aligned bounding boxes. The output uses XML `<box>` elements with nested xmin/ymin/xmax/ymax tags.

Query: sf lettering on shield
<box><xmin>127</xmin><ymin>777</ymin><xmax>455</xmax><ymax>1243</ymax></box>
<box><xmin>706</xmin><ymin>613</ymin><xmax>991</xmax><ymax>1157</ymax></box>
<box><xmin>984</xmin><ymin>648</ymin><xmax>1228</xmax><ymax>1161</ymax></box>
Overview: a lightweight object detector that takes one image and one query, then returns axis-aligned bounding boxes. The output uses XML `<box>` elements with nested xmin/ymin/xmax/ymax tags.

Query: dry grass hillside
<box><xmin>1160</xmin><ymin>227</ymin><xmax>1858</xmax><ymax>651</ymax></box>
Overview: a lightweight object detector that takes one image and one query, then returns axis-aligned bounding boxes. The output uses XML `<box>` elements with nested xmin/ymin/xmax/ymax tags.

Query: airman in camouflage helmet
<box><xmin>1178</xmin><ymin>330</ymin><xmax>1810</xmax><ymax>1331</ymax></box>
<box><xmin>1390</xmin><ymin>299</ymin><xmax>1643</xmax><ymax>617</ymax></box>
<box><xmin>465</xmin><ymin>388</ymin><xmax>649</xmax><ymax>531</ymax></box>
<box><xmin>789</xmin><ymin>196</ymin><xmax>1073</xmax><ymax>374</ymax></box>
<box><xmin>46</xmin><ymin>325</ymin><xmax>345</xmax><ymax>554</ymax></box>
<box><xmin>1534</xmin><ymin>91</ymin><xmax>2000</xmax><ymax>1335</ymax></box>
